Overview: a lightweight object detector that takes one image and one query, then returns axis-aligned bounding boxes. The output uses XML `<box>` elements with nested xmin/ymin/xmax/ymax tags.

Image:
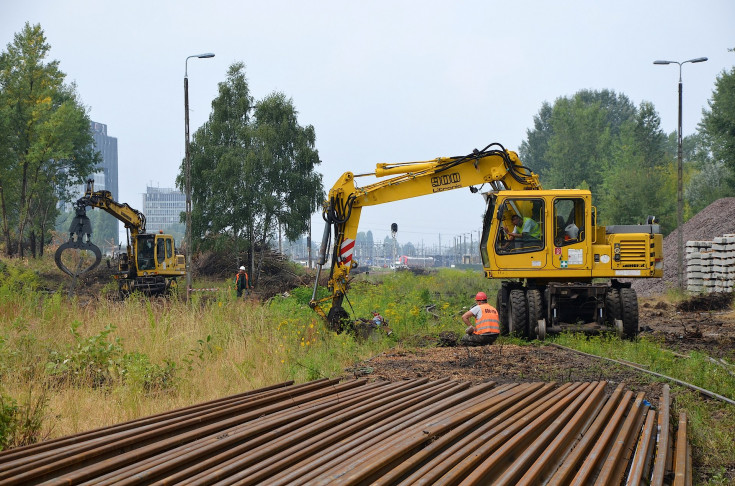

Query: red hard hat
<box><xmin>475</xmin><ymin>291</ymin><xmax>487</xmax><ymax>301</ymax></box>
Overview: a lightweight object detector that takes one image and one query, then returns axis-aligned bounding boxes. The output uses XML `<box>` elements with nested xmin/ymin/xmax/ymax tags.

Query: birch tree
<box><xmin>0</xmin><ymin>23</ymin><xmax>98</xmax><ymax>256</ymax></box>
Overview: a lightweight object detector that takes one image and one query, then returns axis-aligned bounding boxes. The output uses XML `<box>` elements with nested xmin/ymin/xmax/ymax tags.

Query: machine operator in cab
<box><xmin>460</xmin><ymin>292</ymin><xmax>501</xmax><ymax>346</ymax></box>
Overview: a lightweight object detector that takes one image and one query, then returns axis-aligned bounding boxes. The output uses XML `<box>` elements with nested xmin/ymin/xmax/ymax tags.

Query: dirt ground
<box><xmin>345</xmin><ymin>294</ymin><xmax>735</xmax><ymax>402</ymax></box>
<box><xmin>638</xmin><ymin>294</ymin><xmax>735</xmax><ymax>358</ymax></box>
<box><xmin>346</xmin><ymin>342</ymin><xmax>666</xmax><ymax>396</ymax></box>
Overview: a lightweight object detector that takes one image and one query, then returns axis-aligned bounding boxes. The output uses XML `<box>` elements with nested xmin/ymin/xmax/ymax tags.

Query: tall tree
<box><xmin>598</xmin><ymin>103</ymin><xmax>675</xmax><ymax>227</ymax></box>
<box><xmin>699</xmin><ymin>57</ymin><xmax>735</xmax><ymax>190</ymax></box>
<box><xmin>543</xmin><ymin>94</ymin><xmax>614</xmax><ymax>191</ymax></box>
<box><xmin>519</xmin><ymin>101</ymin><xmax>553</xmax><ymax>175</ymax></box>
<box><xmin>181</xmin><ymin>63</ymin><xmax>324</xmax><ymax>283</ymax></box>
<box><xmin>538</xmin><ymin>90</ymin><xmax>636</xmax><ymax>193</ymax></box>
<box><xmin>185</xmin><ymin>62</ymin><xmax>254</xmax><ymax>260</ymax></box>
<box><xmin>0</xmin><ymin>23</ymin><xmax>98</xmax><ymax>256</ymax></box>
<box><xmin>519</xmin><ymin>89</ymin><xmax>676</xmax><ymax>234</ymax></box>
<box><xmin>249</xmin><ymin>92</ymin><xmax>322</xmax><ymax>279</ymax></box>
<box><xmin>685</xmin><ymin>132</ymin><xmax>731</xmax><ymax>214</ymax></box>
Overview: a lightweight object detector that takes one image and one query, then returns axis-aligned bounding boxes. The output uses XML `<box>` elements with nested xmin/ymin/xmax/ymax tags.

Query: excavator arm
<box><xmin>55</xmin><ymin>180</ymin><xmax>146</xmax><ymax>277</ymax></box>
<box><xmin>309</xmin><ymin>143</ymin><xmax>541</xmax><ymax>330</ymax></box>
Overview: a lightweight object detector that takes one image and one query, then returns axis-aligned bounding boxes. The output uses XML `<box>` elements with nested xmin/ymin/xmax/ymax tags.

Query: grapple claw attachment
<box><xmin>54</xmin><ymin>207</ymin><xmax>102</xmax><ymax>278</ymax></box>
<box><xmin>55</xmin><ymin>239</ymin><xmax>102</xmax><ymax>277</ymax></box>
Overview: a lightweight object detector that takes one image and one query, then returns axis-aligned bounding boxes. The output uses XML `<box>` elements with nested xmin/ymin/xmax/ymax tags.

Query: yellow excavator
<box><xmin>309</xmin><ymin>143</ymin><xmax>663</xmax><ymax>339</ymax></box>
<box><xmin>55</xmin><ymin>180</ymin><xmax>186</xmax><ymax>296</ymax></box>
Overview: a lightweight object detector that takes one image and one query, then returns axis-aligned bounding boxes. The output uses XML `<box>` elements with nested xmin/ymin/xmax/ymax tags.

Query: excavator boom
<box><xmin>310</xmin><ymin>143</ymin><xmax>540</xmax><ymax>329</ymax></box>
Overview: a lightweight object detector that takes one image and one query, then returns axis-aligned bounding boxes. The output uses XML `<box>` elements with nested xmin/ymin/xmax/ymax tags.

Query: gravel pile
<box><xmin>631</xmin><ymin>197</ymin><xmax>735</xmax><ymax>297</ymax></box>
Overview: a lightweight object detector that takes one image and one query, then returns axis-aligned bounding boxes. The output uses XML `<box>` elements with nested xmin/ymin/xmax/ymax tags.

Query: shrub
<box><xmin>0</xmin><ymin>390</ymin><xmax>47</xmax><ymax>450</ymax></box>
<box><xmin>45</xmin><ymin>323</ymin><xmax>124</xmax><ymax>387</ymax></box>
<box><xmin>121</xmin><ymin>352</ymin><xmax>178</xmax><ymax>393</ymax></box>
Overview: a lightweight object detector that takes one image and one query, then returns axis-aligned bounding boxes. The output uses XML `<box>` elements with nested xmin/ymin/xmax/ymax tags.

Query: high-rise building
<box><xmin>89</xmin><ymin>122</ymin><xmax>118</xmax><ymax>200</ymax></box>
<box><xmin>58</xmin><ymin>121</ymin><xmax>119</xmax><ymax>250</ymax></box>
<box><xmin>142</xmin><ymin>186</ymin><xmax>186</xmax><ymax>243</ymax></box>
<box><xmin>86</xmin><ymin>122</ymin><xmax>119</xmax><ymax>247</ymax></box>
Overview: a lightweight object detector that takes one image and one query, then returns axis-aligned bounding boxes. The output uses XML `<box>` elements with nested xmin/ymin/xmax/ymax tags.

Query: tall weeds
<box><xmin>0</xmin><ymin>265</ymin><xmax>492</xmax><ymax>445</ymax></box>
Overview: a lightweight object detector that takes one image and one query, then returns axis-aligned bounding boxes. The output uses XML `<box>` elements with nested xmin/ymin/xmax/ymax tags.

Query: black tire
<box><xmin>605</xmin><ymin>288</ymin><xmax>622</xmax><ymax>325</ymax></box>
<box><xmin>619</xmin><ymin>288</ymin><xmax>639</xmax><ymax>339</ymax></box>
<box><xmin>496</xmin><ymin>287</ymin><xmax>510</xmax><ymax>335</ymax></box>
<box><xmin>527</xmin><ymin>289</ymin><xmax>544</xmax><ymax>340</ymax></box>
<box><xmin>508</xmin><ymin>289</ymin><xmax>528</xmax><ymax>337</ymax></box>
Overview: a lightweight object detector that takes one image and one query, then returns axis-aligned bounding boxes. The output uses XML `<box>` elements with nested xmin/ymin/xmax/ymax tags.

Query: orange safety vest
<box><xmin>235</xmin><ymin>272</ymin><xmax>249</xmax><ymax>290</ymax></box>
<box><xmin>474</xmin><ymin>303</ymin><xmax>500</xmax><ymax>335</ymax></box>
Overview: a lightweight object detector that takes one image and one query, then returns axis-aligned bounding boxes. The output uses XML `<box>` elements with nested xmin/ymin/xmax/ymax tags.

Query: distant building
<box><xmin>57</xmin><ymin>121</ymin><xmax>119</xmax><ymax>249</ymax></box>
<box><xmin>89</xmin><ymin>122</ymin><xmax>118</xmax><ymax>199</ymax></box>
<box><xmin>142</xmin><ymin>186</ymin><xmax>186</xmax><ymax>242</ymax></box>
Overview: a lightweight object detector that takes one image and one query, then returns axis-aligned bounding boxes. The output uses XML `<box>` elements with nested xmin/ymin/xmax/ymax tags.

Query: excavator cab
<box><xmin>134</xmin><ymin>233</ymin><xmax>183</xmax><ymax>275</ymax></box>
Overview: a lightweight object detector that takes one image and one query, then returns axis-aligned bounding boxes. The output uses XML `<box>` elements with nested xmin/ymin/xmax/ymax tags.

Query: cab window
<box><xmin>156</xmin><ymin>238</ymin><xmax>165</xmax><ymax>263</ymax></box>
<box><xmin>554</xmin><ymin>198</ymin><xmax>585</xmax><ymax>246</ymax></box>
<box><xmin>495</xmin><ymin>198</ymin><xmax>545</xmax><ymax>254</ymax></box>
<box><xmin>138</xmin><ymin>237</ymin><xmax>155</xmax><ymax>270</ymax></box>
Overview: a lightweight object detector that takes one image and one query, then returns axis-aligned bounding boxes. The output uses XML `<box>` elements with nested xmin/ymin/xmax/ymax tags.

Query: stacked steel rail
<box><xmin>0</xmin><ymin>379</ymin><xmax>690</xmax><ymax>485</ymax></box>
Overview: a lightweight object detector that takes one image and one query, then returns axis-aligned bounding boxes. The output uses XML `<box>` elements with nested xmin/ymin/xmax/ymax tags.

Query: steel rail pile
<box><xmin>0</xmin><ymin>379</ymin><xmax>690</xmax><ymax>485</ymax></box>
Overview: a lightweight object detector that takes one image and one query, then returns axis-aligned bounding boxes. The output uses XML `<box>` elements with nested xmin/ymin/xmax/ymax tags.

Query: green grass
<box><xmin>552</xmin><ymin>333</ymin><xmax>735</xmax><ymax>399</ymax></box>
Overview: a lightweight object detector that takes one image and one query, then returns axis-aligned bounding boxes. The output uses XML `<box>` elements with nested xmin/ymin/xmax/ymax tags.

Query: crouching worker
<box><xmin>460</xmin><ymin>292</ymin><xmax>500</xmax><ymax>346</ymax></box>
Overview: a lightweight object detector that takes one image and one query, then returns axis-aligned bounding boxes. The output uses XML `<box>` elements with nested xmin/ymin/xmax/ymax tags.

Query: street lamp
<box><xmin>185</xmin><ymin>52</ymin><xmax>215</xmax><ymax>299</ymax></box>
<box><xmin>653</xmin><ymin>56</ymin><xmax>707</xmax><ymax>291</ymax></box>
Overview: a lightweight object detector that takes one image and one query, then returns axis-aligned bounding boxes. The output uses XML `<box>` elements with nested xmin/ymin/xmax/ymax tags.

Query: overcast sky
<box><xmin>3</xmin><ymin>1</ymin><xmax>734</xmax><ymax>249</ymax></box>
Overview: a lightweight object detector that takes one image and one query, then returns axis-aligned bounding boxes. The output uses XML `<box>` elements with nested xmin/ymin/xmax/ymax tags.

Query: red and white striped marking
<box><xmin>340</xmin><ymin>238</ymin><xmax>355</xmax><ymax>264</ymax></box>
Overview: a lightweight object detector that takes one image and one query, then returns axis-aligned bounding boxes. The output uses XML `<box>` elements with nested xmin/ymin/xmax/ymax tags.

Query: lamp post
<box><xmin>653</xmin><ymin>56</ymin><xmax>707</xmax><ymax>291</ymax></box>
<box><xmin>185</xmin><ymin>52</ymin><xmax>215</xmax><ymax>300</ymax></box>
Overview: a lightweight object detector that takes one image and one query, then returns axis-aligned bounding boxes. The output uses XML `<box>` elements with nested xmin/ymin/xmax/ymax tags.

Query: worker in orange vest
<box><xmin>235</xmin><ymin>266</ymin><xmax>251</xmax><ymax>298</ymax></box>
<box><xmin>460</xmin><ymin>291</ymin><xmax>500</xmax><ymax>346</ymax></box>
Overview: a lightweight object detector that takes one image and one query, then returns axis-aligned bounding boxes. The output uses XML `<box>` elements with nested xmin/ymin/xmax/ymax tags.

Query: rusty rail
<box><xmin>0</xmin><ymin>379</ymin><xmax>691</xmax><ymax>485</ymax></box>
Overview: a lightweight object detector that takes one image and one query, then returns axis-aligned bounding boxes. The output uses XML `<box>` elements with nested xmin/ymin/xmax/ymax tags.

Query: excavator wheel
<box><xmin>526</xmin><ymin>289</ymin><xmax>544</xmax><ymax>340</ymax></box>
<box><xmin>507</xmin><ymin>289</ymin><xmax>528</xmax><ymax>338</ymax></box>
<box><xmin>619</xmin><ymin>288</ymin><xmax>639</xmax><ymax>339</ymax></box>
<box><xmin>605</xmin><ymin>288</ymin><xmax>622</xmax><ymax>325</ymax></box>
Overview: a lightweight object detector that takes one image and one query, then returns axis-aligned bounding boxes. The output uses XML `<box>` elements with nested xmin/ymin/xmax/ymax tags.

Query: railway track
<box><xmin>0</xmin><ymin>378</ymin><xmax>689</xmax><ymax>485</ymax></box>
